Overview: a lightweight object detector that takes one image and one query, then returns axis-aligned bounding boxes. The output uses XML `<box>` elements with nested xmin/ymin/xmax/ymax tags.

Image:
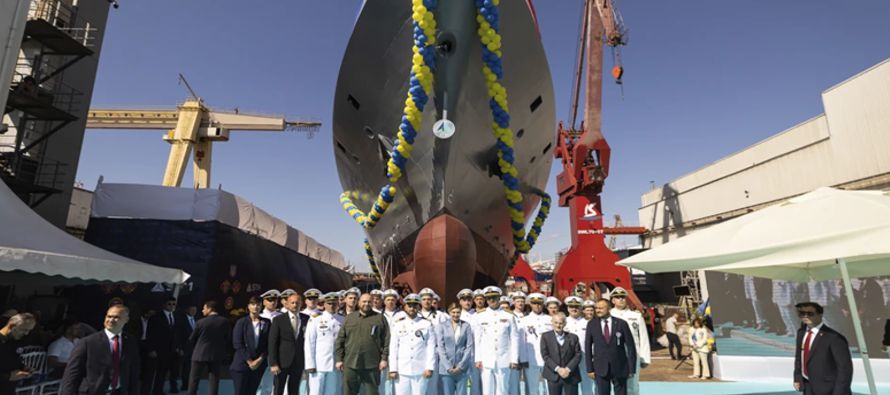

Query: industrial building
<box><xmin>640</xmin><ymin>57</ymin><xmax>890</xmax><ymax>247</ymax></box>
<box><xmin>1</xmin><ymin>0</ymin><xmax>112</xmax><ymax>228</ymax></box>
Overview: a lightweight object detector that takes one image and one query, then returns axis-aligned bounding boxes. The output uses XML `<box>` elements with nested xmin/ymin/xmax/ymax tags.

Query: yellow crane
<box><xmin>86</xmin><ymin>98</ymin><xmax>320</xmax><ymax>188</ymax></box>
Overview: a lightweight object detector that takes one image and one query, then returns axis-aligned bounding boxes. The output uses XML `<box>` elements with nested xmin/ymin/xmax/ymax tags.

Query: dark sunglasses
<box><xmin>797</xmin><ymin>311</ymin><xmax>817</xmax><ymax>317</ymax></box>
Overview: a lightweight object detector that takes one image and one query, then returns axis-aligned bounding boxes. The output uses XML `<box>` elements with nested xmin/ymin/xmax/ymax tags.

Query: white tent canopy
<box><xmin>0</xmin><ymin>181</ymin><xmax>189</xmax><ymax>284</ymax></box>
<box><xmin>619</xmin><ymin>187</ymin><xmax>889</xmax><ymax>394</ymax></box>
<box><xmin>620</xmin><ymin>187</ymin><xmax>890</xmax><ymax>281</ymax></box>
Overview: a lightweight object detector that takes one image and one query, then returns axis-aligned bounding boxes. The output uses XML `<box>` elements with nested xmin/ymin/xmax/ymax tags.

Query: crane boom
<box><xmin>86</xmin><ymin>108</ymin><xmax>321</xmax><ymax>132</ymax></box>
<box><xmin>86</xmin><ymin>98</ymin><xmax>321</xmax><ymax>188</ymax></box>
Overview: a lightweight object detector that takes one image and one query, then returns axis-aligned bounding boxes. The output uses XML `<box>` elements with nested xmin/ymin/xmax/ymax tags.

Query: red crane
<box><xmin>550</xmin><ymin>0</ymin><xmax>646</xmax><ymax>307</ymax></box>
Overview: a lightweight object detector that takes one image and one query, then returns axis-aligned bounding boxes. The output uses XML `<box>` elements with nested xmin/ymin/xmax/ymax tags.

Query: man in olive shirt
<box><xmin>335</xmin><ymin>293</ymin><xmax>390</xmax><ymax>395</ymax></box>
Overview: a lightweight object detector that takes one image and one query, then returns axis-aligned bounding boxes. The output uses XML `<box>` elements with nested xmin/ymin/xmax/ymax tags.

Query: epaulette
<box><xmin>311</xmin><ymin>312</ymin><xmax>321</xmax><ymax>318</ymax></box>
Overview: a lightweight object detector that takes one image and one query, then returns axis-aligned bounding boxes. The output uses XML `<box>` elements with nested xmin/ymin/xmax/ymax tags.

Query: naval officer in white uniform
<box><xmin>304</xmin><ymin>292</ymin><xmax>344</xmax><ymax>395</ymax></box>
<box><xmin>474</xmin><ymin>286</ymin><xmax>520</xmax><ymax>395</ymax></box>
<box><xmin>519</xmin><ymin>293</ymin><xmax>551</xmax><ymax>395</ymax></box>
<box><xmin>609</xmin><ymin>287</ymin><xmax>650</xmax><ymax>395</ymax></box>
<box><xmin>389</xmin><ymin>294</ymin><xmax>437</xmax><ymax>395</ymax></box>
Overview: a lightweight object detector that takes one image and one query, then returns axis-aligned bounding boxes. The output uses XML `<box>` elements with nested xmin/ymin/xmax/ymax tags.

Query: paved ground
<box><xmin>641</xmin><ymin>346</ymin><xmax>716</xmax><ymax>382</ymax></box>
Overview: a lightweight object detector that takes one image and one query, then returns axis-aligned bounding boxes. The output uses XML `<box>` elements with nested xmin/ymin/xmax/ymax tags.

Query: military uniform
<box><xmin>389</xmin><ymin>304</ymin><xmax>437</xmax><ymax>395</ymax></box>
<box><xmin>335</xmin><ymin>309</ymin><xmax>390</xmax><ymax>395</ymax></box>
<box><xmin>380</xmin><ymin>289</ymin><xmax>401</xmax><ymax>395</ymax></box>
<box><xmin>610</xmin><ymin>287</ymin><xmax>651</xmax><ymax>395</ymax></box>
<box><xmin>474</xmin><ymin>287</ymin><xmax>519</xmax><ymax>395</ymax></box>
<box><xmin>259</xmin><ymin>290</ymin><xmax>282</xmax><ymax>395</ymax></box>
<box><xmin>564</xmin><ymin>297</ymin><xmax>593</xmax><ymax>395</ymax></box>
<box><xmin>518</xmin><ymin>293</ymin><xmax>550</xmax><ymax>395</ymax></box>
<box><xmin>305</xmin><ymin>309</ymin><xmax>344</xmax><ymax>395</ymax></box>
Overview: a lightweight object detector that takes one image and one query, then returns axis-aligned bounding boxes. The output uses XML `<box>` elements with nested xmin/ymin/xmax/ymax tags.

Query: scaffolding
<box><xmin>2</xmin><ymin>0</ymin><xmax>96</xmax><ymax>207</ymax></box>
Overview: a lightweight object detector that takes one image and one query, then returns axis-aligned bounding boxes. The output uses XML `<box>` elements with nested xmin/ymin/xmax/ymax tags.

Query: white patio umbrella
<box><xmin>619</xmin><ymin>187</ymin><xmax>890</xmax><ymax>395</ymax></box>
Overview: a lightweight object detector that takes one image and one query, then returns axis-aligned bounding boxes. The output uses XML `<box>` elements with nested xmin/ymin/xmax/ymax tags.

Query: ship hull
<box><xmin>333</xmin><ymin>0</ymin><xmax>554</xmax><ymax>299</ymax></box>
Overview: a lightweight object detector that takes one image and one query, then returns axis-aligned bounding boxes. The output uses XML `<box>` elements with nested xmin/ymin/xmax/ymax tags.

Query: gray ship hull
<box><xmin>333</xmin><ymin>0</ymin><xmax>554</xmax><ymax>295</ymax></box>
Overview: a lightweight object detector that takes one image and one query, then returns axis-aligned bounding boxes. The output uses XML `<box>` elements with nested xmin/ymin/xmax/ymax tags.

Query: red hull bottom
<box><xmin>392</xmin><ymin>214</ymin><xmax>509</xmax><ymax>304</ymax></box>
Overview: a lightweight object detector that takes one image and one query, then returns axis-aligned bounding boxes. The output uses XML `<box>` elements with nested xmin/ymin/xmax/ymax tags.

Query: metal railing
<box><xmin>0</xmin><ymin>151</ymin><xmax>67</xmax><ymax>191</ymax></box>
<box><xmin>28</xmin><ymin>0</ymin><xmax>98</xmax><ymax>48</ymax></box>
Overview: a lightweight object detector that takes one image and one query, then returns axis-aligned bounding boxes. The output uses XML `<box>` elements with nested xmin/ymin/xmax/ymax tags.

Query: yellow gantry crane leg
<box><xmin>163</xmin><ymin>99</ymin><xmax>204</xmax><ymax>187</ymax></box>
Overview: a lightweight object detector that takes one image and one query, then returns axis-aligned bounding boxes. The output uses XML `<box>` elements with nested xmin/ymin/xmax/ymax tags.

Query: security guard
<box><xmin>474</xmin><ymin>286</ymin><xmax>519</xmax><ymax>395</ymax></box>
<box><xmin>518</xmin><ymin>293</ymin><xmax>551</xmax><ymax>395</ymax></box>
<box><xmin>305</xmin><ymin>292</ymin><xmax>344</xmax><ymax>395</ymax></box>
<box><xmin>564</xmin><ymin>296</ymin><xmax>593</xmax><ymax>395</ymax></box>
<box><xmin>302</xmin><ymin>288</ymin><xmax>322</xmax><ymax>316</ymax></box>
<box><xmin>610</xmin><ymin>287</ymin><xmax>650</xmax><ymax>395</ymax></box>
<box><xmin>389</xmin><ymin>294</ymin><xmax>436</xmax><ymax>395</ymax></box>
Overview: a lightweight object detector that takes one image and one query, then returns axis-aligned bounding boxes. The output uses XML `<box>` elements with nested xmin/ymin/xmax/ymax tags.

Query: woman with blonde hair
<box><xmin>688</xmin><ymin>317</ymin><xmax>712</xmax><ymax>380</ymax></box>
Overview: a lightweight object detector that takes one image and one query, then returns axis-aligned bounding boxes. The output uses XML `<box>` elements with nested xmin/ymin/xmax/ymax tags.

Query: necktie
<box><xmin>111</xmin><ymin>335</ymin><xmax>121</xmax><ymax>389</ymax></box>
<box><xmin>167</xmin><ymin>312</ymin><xmax>173</xmax><ymax>327</ymax></box>
<box><xmin>603</xmin><ymin>319</ymin><xmax>611</xmax><ymax>344</ymax></box>
<box><xmin>802</xmin><ymin>329</ymin><xmax>813</xmax><ymax>377</ymax></box>
<box><xmin>291</xmin><ymin>314</ymin><xmax>298</xmax><ymax>337</ymax></box>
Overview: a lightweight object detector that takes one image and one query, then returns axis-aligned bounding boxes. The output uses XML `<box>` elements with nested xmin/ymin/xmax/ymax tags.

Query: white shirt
<box><xmin>164</xmin><ymin>311</ymin><xmax>175</xmax><ymax>326</ymax></box>
<box><xmin>611</xmin><ymin>307</ymin><xmax>651</xmax><ymax>364</ymax></box>
<box><xmin>801</xmin><ymin>322</ymin><xmax>824</xmax><ymax>379</ymax></box>
<box><xmin>304</xmin><ymin>311</ymin><xmax>345</xmax><ymax>372</ymax></box>
<box><xmin>665</xmin><ymin>316</ymin><xmax>678</xmax><ymax>334</ymax></box>
<box><xmin>600</xmin><ymin>316</ymin><xmax>613</xmax><ymax>334</ymax></box>
<box><xmin>389</xmin><ymin>314</ymin><xmax>437</xmax><ymax>376</ymax></box>
<box><xmin>473</xmin><ymin>307</ymin><xmax>520</xmax><ymax>369</ymax></box>
<box><xmin>565</xmin><ymin>315</ymin><xmax>589</xmax><ymax>354</ymax></box>
<box><xmin>141</xmin><ymin>318</ymin><xmax>149</xmax><ymax>340</ymax></box>
<box><xmin>252</xmin><ymin>319</ymin><xmax>262</xmax><ymax>343</ymax></box>
<box><xmin>288</xmin><ymin>312</ymin><xmax>301</xmax><ymax>336</ymax></box>
<box><xmin>47</xmin><ymin>336</ymin><xmax>78</xmax><ymax>363</ymax></box>
<box><xmin>519</xmin><ymin>312</ymin><xmax>552</xmax><ymax>367</ymax></box>
<box><xmin>187</xmin><ymin>315</ymin><xmax>196</xmax><ymax>331</ymax></box>
<box><xmin>261</xmin><ymin>308</ymin><xmax>282</xmax><ymax>321</ymax></box>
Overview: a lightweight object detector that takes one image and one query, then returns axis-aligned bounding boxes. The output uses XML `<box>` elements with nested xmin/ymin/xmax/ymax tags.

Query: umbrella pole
<box><xmin>838</xmin><ymin>258</ymin><xmax>877</xmax><ymax>395</ymax></box>
<box><xmin>173</xmin><ymin>283</ymin><xmax>181</xmax><ymax>299</ymax></box>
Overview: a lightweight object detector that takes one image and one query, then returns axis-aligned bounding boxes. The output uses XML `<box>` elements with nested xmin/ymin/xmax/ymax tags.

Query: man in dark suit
<box><xmin>147</xmin><ymin>298</ymin><xmax>184</xmax><ymax>395</ymax></box>
<box><xmin>62</xmin><ymin>305</ymin><xmax>140</xmax><ymax>395</ymax></box>
<box><xmin>585</xmin><ymin>299</ymin><xmax>636</xmax><ymax>395</ymax></box>
<box><xmin>793</xmin><ymin>302</ymin><xmax>852</xmax><ymax>395</ymax></box>
<box><xmin>179</xmin><ymin>305</ymin><xmax>198</xmax><ymax>392</ymax></box>
<box><xmin>541</xmin><ymin>313</ymin><xmax>581</xmax><ymax>395</ymax></box>
<box><xmin>269</xmin><ymin>293</ymin><xmax>308</xmax><ymax>395</ymax></box>
<box><xmin>186</xmin><ymin>301</ymin><xmax>230</xmax><ymax>395</ymax></box>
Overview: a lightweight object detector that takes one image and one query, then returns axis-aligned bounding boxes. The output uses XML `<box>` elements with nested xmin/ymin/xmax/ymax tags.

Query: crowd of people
<box><xmin>0</xmin><ymin>284</ymin><xmax>658</xmax><ymax>395</ymax></box>
<box><xmin>2</xmin><ymin>283</ymin><xmax>874</xmax><ymax>395</ymax></box>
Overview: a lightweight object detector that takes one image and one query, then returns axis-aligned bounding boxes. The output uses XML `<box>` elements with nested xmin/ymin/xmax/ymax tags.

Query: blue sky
<box><xmin>77</xmin><ymin>0</ymin><xmax>890</xmax><ymax>271</ymax></box>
